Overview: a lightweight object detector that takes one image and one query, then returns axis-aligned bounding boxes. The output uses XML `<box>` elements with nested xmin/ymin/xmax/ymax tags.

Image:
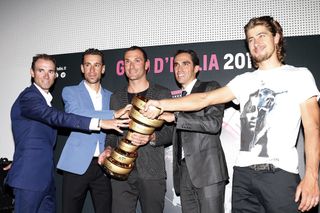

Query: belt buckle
<box><xmin>249</xmin><ymin>164</ymin><xmax>275</xmax><ymax>172</ymax></box>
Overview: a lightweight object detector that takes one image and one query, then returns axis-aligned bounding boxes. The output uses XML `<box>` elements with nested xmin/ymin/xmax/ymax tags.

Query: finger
<box><xmin>118</xmin><ymin>118</ymin><xmax>130</xmax><ymax>124</ymax></box>
<box><xmin>299</xmin><ymin>194</ymin><xmax>310</xmax><ymax>212</ymax></box>
<box><xmin>130</xmin><ymin>140</ymin><xmax>140</xmax><ymax>146</ymax></box>
<box><xmin>295</xmin><ymin>186</ymin><xmax>302</xmax><ymax>203</ymax></box>
<box><xmin>314</xmin><ymin>196</ymin><xmax>319</xmax><ymax>207</ymax></box>
<box><xmin>113</xmin><ymin>126</ymin><xmax>124</xmax><ymax>133</ymax></box>
<box><xmin>144</xmin><ymin>103</ymin><xmax>150</xmax><ymax>112</ymax></box>
<box><xmin>3</xmin><ymin>166</ymin><xmax>9</xmax><ymax>171</ymax></box>
<box><xmin>125</xmin><ymin>104</ymin><xmax>132</xmax><ymax>110</ymax></box>
<box><xmin>98</xmin><ymin>153</ymin><xmax>107</xmax><ymax>164</ymax></box>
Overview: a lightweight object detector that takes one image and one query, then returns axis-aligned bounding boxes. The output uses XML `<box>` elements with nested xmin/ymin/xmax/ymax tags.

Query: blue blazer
<box><xmin>57</xmin><ymin>81</ymin><xmax>114</xmax><ymax>175</ymax></box>
<box><xmin>7</xmin><ymin>84</ymin><xmax>91</xmax><ymax>191</ymax></box>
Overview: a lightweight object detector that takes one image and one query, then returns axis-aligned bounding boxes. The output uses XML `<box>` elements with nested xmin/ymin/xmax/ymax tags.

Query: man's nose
<box><xmin>43</xmin><ymin>71</ymin><xmax>49</xmax><ymax>78</ymax></box>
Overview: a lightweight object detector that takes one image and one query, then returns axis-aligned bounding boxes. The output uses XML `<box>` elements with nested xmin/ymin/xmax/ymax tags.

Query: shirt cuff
<box><xmin>89</xmin><ymin>118</ymin><xmax>100</xmax><ymax>131</ymax></box>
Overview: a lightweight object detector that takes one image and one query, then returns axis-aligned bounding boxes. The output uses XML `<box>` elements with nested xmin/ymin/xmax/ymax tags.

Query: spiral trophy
<box><xmin>102</xmin><ymin>95</ymin><xmax>164</xmax><ymax>179</ymax></box>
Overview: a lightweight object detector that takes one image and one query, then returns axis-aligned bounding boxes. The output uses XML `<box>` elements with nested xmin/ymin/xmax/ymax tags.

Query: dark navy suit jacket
<box><xmin>7</xmin><ymin>84</ymin><xmax>91</xmax><ymax>191</ymax></box>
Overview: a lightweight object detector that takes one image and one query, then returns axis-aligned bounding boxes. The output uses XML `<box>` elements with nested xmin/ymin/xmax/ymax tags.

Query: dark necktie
<box><xmin>181</xmin><ymin>90</ymin><xmax>187</xmax><ymax>98</ymax></box>
<box><xmin>177</xmin><ymin>90</ymin><xmax>187</xmax><ymax>164</ymax></box>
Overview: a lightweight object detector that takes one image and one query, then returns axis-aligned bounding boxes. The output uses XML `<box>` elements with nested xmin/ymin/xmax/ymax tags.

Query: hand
<box><xmin>98</xmin><ymin>146</ymin><xmax>113</xmax><ymax>165</ymax></box>
<box><xmin>129</xmin><ymin>132</ymin><xmax>155</xmax><ymax>146</ymax></box>
<box><xmin>100</xmin><ymin>118</ymin><xmax>130</xmax><ymax>133</ymax></box>
<box><xmin>142</xmin><ymin>100</ymin><xmax>162</xmax><ymax>119</ymax></box>
<box><xmin>158</xmin><ymin>112</ymin><xmax>175</xmax><ymax>123</ymax></box>
<box><xmin>2</xmin><ymin>163</ymin><xmax>11</xmax><ymax>171</ymax></box>
<box><xmin>295</xmin><ymin>174</ymin><xmax>320</xmax><ymax>212</ymax></box>
<box><xmin>114</xmin><ymin>104</ymin><xmax>132</xmax><ymax>119</ymax></box>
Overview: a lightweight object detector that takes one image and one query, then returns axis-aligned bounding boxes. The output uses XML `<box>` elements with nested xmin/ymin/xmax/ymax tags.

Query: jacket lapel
<box><xmin>79</xmin><ymin>81</ymin><xmax>95</xmax><ymax>110</ymax></box>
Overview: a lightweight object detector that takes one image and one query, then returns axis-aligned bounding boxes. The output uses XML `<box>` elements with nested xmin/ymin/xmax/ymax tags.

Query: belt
<box><xmin>247</xmin><ymin>163</ymin><xmax>277</xmax><ymax>172</ymax></box>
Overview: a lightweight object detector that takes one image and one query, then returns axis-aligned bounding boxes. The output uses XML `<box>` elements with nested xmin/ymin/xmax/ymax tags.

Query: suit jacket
<box><xmin>7</xmin><ymin>84</ymin><xmax>91</xmax><ymax>191</ymax></box>
<box><xmin>173</xmin><ymin>80</ymin><xmax>229</xmax><ymax>195</ymax></box>
<box><xmin>107</xmin><ymin>82</ymin><xmax>173</xmax><ymax>180</ymax></box>
<box><xmin>57</xmin><ymin>80</ymin><xmax>114</xmax><ymax>175</ymax></box>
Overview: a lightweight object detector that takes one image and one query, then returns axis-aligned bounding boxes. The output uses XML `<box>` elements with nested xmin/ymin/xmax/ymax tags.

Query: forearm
<box><xmin>304</xmin><ymin>129</ymin><xmax>320</xmax><ymax>180</ymax></box>
<box><xmin>160</xmin><ymin>92</ymin><xmax>210</xmax><ymax>112</ymax></box>
<box><xmin>159</xmin><ymin>86</ymin><xmax>233</xmax><ymax>112</ymax></box>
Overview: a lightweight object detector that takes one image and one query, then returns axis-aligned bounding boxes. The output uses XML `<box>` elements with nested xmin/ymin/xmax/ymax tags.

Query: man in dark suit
<box><xmin>6</xmin><ymin>54</ymin><xmax>129</xmax><ymax>213</ymax></box>
<box><xmin>159</xmin><ymin>49</ymin><xmax>229</xmax><ymax>213</ymax></box>
<box><xmin>99</xmin><ymin>46</ymin><xmax>173</xmax><ymax>213</ymax></box>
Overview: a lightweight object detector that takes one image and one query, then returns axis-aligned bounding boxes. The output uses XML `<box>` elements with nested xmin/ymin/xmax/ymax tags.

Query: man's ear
<box><xmin>30</xmin><ymin>68</ymin><xmax>35</xmax><ymax>78</ymax></box>
<box><xmin>274</xmin><ymin>32</ymin><xmax>280</xmax><ymax>45</ymax></box>
<box><xmin>80</xmin><ymin>64</ymin><xmax>84</xmax><ymax>74</ymax></box>
<box><xmin>194</xmin><ymin>65</ymin><xmax>200</xmax><ymax>74</ymax></box>
<box><xmin>102</xmin><ymin>65</ymin><xmax>106</xmax><ymax>74</ymax></box>
<box><xmin>145</xmin><ymin>59</ymin><xmax>150</xmax><ymax>72</ymax></box>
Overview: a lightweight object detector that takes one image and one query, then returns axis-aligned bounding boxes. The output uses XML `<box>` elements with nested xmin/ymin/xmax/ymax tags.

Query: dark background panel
<box><xmin>52</xmin><ymin>35</ymin><xmax>320</xmax><ymax>213</ymax></box>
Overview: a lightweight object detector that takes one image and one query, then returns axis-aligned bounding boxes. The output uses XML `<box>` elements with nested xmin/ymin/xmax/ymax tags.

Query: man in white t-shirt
<box><xmin>142</xmin><ymin>16</ymin><xmax>320</xmax><ymax>213</ymax></box>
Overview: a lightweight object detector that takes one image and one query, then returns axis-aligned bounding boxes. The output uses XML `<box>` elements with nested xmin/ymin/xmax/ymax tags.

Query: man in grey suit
<box><xmin>159</xmin><ymin>49</ymin><xmax>229</xmax><ymax>213</ymax></box>
<box><xmin>99</xmin><ymin>46</ymin><xmax>173</xmax><ymax>213</ymax></box>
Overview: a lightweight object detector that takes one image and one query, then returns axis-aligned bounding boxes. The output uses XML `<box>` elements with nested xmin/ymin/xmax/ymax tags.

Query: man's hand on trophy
<box><xmin>130</xmin><ymin>132</ymin><xmax>155</xmax><ymax>146</ymax></box>
<box><xmin>100</xmin><ymin>118</ymin><xmax>130</xmax><ymax>133</ymax></box>
<box><xmin>141</xmin><ymin>100</ymin><xmax>162</xmax><ymax>119</ymax></box>
<box><xmin>114</xmin><ymin>104</ymin><xmax>132</xmax><ymax>119</ymax></box>
<box><xmin>98</xmin><ymin>146</ymin><xmax>113</xmax><ymax>165</ymax></box>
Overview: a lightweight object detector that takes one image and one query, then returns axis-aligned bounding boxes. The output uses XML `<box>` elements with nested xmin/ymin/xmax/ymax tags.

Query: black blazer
<box><xmin>106</xmin><ymin>82</ymin><xmax>173</xmax><ymax>180</ymax></box>
<box><xmin>173</xmin><ymin>80</ymin><xmax>229</xmax><ymax>195</ymax></box>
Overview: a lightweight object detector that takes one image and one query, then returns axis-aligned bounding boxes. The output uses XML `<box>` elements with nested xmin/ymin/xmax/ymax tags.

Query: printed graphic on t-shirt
<box><xmin>240</xmin><ymin>87</ymin><xmax>287</xmax><ymax>157</ymax></box>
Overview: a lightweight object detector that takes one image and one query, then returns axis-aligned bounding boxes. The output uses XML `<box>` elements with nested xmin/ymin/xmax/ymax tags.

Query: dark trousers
<box><xmin>180</xmin><ymin>160</ymin><xmax>226</xmax><ymax>213</ymax></box>
<box><xmin>13</xmin><ymin>180</ymin><xmax>56</xmax><ymax>213</ymax></box>
<box><xmin>62</xmin><ymin>158</ymin><xmax>112</xmax><ymax>213</ymax></box>
<box><xmin>111</xmin><ymin>173</ymin><xmax>166</xmax><ymax>213</ymax></box>
<box><xmin>232</xmin><ymin>166</ymin><xmax>301</xmax><ymax>213</ymax></box>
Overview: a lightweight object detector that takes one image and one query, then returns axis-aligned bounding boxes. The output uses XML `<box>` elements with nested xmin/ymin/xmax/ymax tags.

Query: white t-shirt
<box><xmin>227</xmin><ymin>65</ymin><xmax>319</xmax><ymax>173</ymax></box>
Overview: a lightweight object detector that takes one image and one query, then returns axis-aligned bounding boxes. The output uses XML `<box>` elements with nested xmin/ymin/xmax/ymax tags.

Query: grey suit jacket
<box><xmin>173</xmin><ymin>80</ymin><xmax>229</xmax><ymax>195</ymax></box>
<box><xmin>106</xmin><ymin>82</ymin><xmax>173</xmax><ymax>180</ymax></box>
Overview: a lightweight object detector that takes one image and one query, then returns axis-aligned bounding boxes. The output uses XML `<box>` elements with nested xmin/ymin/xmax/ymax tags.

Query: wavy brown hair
<box><xmin>244</xmin><ymin>16</ymin><xmax>285</xmax><ymax>68</ymax></box>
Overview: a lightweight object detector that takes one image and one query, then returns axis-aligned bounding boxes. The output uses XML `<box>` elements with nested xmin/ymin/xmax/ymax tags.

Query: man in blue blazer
<box><xmin>7</xmin><ymin>54</ymin><xmax>128</xmax><ymax>213</ymax></box>
<box><xmin>57</xmin><ymin>49</ymin><xmax>130</xmax><ymax>213</ymax></box>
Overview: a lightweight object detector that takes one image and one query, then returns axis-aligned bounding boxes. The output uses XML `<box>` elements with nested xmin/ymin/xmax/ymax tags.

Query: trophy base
<box><xmin>102</xmin><ymin>157</ymin><xmax>134</xmax><ymax>180</ymax></box>
<box><xmin>102</xmin><ymin>166</ymin><xmax>130</xmax><ymax>180</ymax></box>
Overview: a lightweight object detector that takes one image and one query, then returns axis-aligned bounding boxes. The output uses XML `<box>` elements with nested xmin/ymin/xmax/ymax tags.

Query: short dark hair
<box><xmin>244</xmin><ymin>16</ymin><xmax>285</xmax><ymax>67</ymax></box>
<box><xmin>174</xmin><ymin>49</ymin><xmax>200</xmax><ymax>66</ymax></box>
<box><xmin>124</xmin><ymin>46</ymin><xmax>148</xmax><ymax>62</ymax></box>
<box><xmin>82</xmin><ymin>48</ymin><xmax>105</xmax><ymax>65</ymax></box>
<box><xmin>31</xmin><ymin>54</ymin><xmax>56</xmax><ymax>71</ymax></box>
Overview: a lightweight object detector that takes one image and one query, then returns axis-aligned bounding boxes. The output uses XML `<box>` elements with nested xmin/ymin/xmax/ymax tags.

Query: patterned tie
<box><xmin>177</xmin><ymin>90</ymin><xmax>187</xmax><ymax>164</ymax></box>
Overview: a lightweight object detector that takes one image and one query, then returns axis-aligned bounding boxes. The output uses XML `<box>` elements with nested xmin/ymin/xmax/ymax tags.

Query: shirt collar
<box><xmin>182</xmin><ymin>79</ymin><xmax>197</xmax><ymax>95</ymax></box>
<box><xmin>33</xmin><ymin>83</ymin><xmax>53</xmax><ymax>107</ymax></box>
<box><xmin>84</xmin><ymin>81</ymin><xmax>101</xmax><ymax>97</ymax></box>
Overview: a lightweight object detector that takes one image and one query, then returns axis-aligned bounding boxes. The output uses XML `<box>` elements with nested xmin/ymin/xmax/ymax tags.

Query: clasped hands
<box><xmin>140</xmin><ymin>100</ymin><xmax>175</xmax><ymax>122</ymax></box>
<box><xmin>99</xmin><ymin>104</ymin><xmax>132</xmax><ymax>133</ymax></box>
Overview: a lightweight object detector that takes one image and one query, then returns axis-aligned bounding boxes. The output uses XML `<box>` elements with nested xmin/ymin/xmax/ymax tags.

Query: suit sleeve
<box><xmin>151</xmin><ymin>87</ymin><xmax>174</xmax><ymax>147</ymax></box>
<box><xmin>176</xmin><ymin>81</ymin><xmax>224</xmax><ymax>134</ymax></box>
<box><xmin>62</xmin><ymin>87</ymin><xmax>114</xmax><ymax>119</ymax></box>
<box><xmin>20</xmin><ymin>88</ymin><xmax>91</xmax><ymax>131</ymax></box>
